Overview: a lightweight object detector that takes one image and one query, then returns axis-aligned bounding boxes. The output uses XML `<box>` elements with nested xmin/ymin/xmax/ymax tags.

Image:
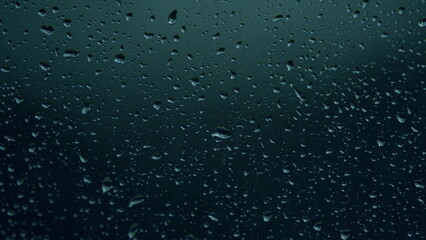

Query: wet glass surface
<box><xmin>0</xmin><ymin>1</ymin><xmax>425</xmax><ymax>239</ymax></box>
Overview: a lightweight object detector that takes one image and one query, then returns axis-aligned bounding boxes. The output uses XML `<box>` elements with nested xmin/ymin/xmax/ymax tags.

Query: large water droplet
<box><xmin>273</xmin><ymin>14</ymin><xmax>284</xmax><ymax>22</ymax></box>
<box><xmin>114</xmin><ymin>53</ymin><xmax>126</xmax><ymax>64</ymax></box>
<box><xmin>418</xmin><ymin>18</ymin><xmax>426</xmax><ymax>27</ymax></box>
<box><xmin>79</xmin><ymin>153</ymin><xmax>87</xmax><ymax>163</ymax></box>
<box><xmin>129</xmin><ymin>195</ymin><xmax>145</xmax><ymax>208</ymax></box>
<box><xmin>313</xmin><ymin>221</ymin><xmax>323</xmax><ymax>231</ymax></box>
<box><xmin>211</xmin><ymin>127</ymin><xmax>231</xmax><ymax>139</ymax></box>
<box><xmin>63</xmin><ymin>49</ymin><xmax>80</xmax><ymax>58</ymax></box>
<box><xmin>262</xmin><ymin>211</ymin><xmax>272</xmax><ymax>222</ymax></box>
<box><xmin>101</xmin><ymin>177</ymin><xmax>113</xmax><ymax>193</ymax></box>
<box><xmin>340</xmin><ymin>230</ymin><xmax>351</xmax><ymax>240</ymax></box>
<box><xmin>128</xmin><ymin>223</ymin><xmax>139</xmax><ymax>238</ymax></box>
<box><xmin>168</xmin><ymin>10</ymin><xmax>177</xmax><ymax>25</ymax></box>
<box><xmin>153</xmin><ymin>101</ymin><xmax>162</xmax><ymax>110</ymax></box>
<box><xmin>40</xmin><ymin>25</ymin><xmax>54</xmax><ymax>35</ymax></box>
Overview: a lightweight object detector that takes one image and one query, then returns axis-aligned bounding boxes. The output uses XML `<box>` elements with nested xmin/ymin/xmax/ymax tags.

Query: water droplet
<box><xmin>173</xmin><ymin>35</ymin><xmax>180</xmax><ymax>42</ymax></box>
<box><xmin>208</xmin><ymin>213</ymin><xmax>219</xmax><ymax>222</ymax></box>
<box><xmin>340</xmin><ymin>230</ymin><xmax>351</xmax><ymax>240</ymax></box>
<box><xmin>39</xmin><ymin>62</ymin><xmax>50</xmax><ymax>71</ymax></box>
<box><xmin>37</xmin><ymin>8</ymin><xmax>46</xmax><ymax>17</ymax></box>
<box><xmin>219</xmin><ymin>91</ymin><xmax>229</xmax><ymax>99</ymax></box>
<box><xmin>126</xmin><ymin>13</ymin><xmax>133</xmax><ymax>21</ymax></box>
<box><xmin>313</xmin><ymin>221</ymin><xmax>323</xmax><ymax>231</ymax></box>
<box><xmin>168</xmin><ymin>10</ymin><xmax>177</xmax><ymax>25</ymax></box>
<box><xmin>282</xmin><ymin>166</ymin><xmax>290</xmax><ymax>173</ymax></box>
<box><xmin>81</xmin><ymin>100</ymin><xmax>92</xmax><ymax>114</ymax></box>
<box><xmin>79</xmin><ymin>153</ymin><xmax>87</xmax><ymax>163</ymax></box>
<box><xmin>153</xmin><ymin>101</ymin><xmax>162</xmax><ymax>110</ymax></box>
<box><xmin>211</xmin><ymin>127</ymin><xmax>231</xmax><ymax>139</ymax></box>
<box><xmin>114</xmin><ymin>53</ymin><xmax>126</xmax><ymax>64</ymax></box>
<box><xmin>83</xmin><ymin>175</ymin><xmax>92</xmax><ymax>184</ymax></box>
<box><xmin>15</xmin><ymin>96</ymin><xmax>24</xmax><ymax>104</ymax></box>
<box><xmin>128</xmin><ymin>223</ymin><xmax>139</xmax><ymax>238</ymax></box>
<box><xmin>128</xmin><ymin>195</ymin><xmax>145</xmax><ymax>207</ymax></box>
<box><xmin>236</xmin><ymin>41</ymin><xmax>242</xmax><ymax>48</ymax></box>
<box><xmin>414</xmin><ymin>180</ymin><xmax>425</xmax><ymax>189</ymax></box>
<box><xmin>273</xmin><ymin>14</ymin><xmax>284</xmax><ymax>22</ymax></box>
<box><xmin>151</xmin><ymin>153</ymin><xmax>162</xmax><ymax>160</ymax></box>
<box><xmin>353</xmin><ymin>10</ymin><xmax>360</xmax><ymax>18</ymax></box>
<box><xmin>63</xmin><ymin>49</ymin><xmax>80</xmax><ymax>58</ymax></box>
<box><xmin>418</xmin><ymin>18</ymin><xmax>426</xmax><ymax>27</ymax></box>
<box><xmin>286</xmin><ymin>60</ymin><xmax>294</xmax><ymax>71</ymax></box>
<box><xmin>81</xmin><ymin>106</ymin><xmax>90</xmax><ymax>114</ymax></box>
<box><xmin>189</xmin><ymin>77</ymin><xmax>200</xmax><ymax>86</ymax></box>
<box><xmin>396</xmin><ymin>114</ymin><xmax>406</xmax><ymax>123</ymax></box>
<box><xmin>0</xmin><ymin>67</ymin><xmax>10</xmax><ymax>73</ymax></box>
<box><xmin>40</xmin><ymin>25</ymin><xmax>54</xmax><ymax>35</ymax></box>
<box><xmin>263</xmin><ymin>211</ymin><xmax>272</xmax><ymax>222</ymax></box>
<box><xmin>101</xmin><ymin>177</ymin><xmax>113</xmax><ymax>193</ymax></box>
<box><xmin>63</xmin><ymin>19</ymin><xmax>72</xmax><ymax>27</ymax></box>
<box><xmin>216</xmin><ymin>47</ymin><xmax>225</xmax><ymax>55</ymax></box>
<box><xmin>213</xmin><ymin>32</ymin><xmax>220</xmax><ymax>40</ymax></box>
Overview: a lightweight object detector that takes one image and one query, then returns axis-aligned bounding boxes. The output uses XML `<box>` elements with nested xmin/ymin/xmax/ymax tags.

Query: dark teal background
<box><xmin>0</xmin><ymin>0</ymin><xmax>425</xmax><ymax>239</ymax></box>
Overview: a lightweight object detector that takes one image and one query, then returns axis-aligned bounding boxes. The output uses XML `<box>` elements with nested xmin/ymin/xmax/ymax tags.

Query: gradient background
<box><xmin>1</xmin><ymin>0</ymin><xmax>425</xmax><ymax>239</ymax></box>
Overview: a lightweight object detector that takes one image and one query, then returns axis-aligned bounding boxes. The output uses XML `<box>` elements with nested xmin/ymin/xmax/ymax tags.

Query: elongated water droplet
<box><xmin>211</xmin><ymin>127</ymin><xmax>231</xmax><ymax>139</ymax></box>
<box><xmin>63</xmin><ymin>49</ymin><xmax>79</xmax><ymax>58</ymax></box>
<box><xmin>168</xmin><ymin>10</ymin><xmax>177</xmax><ymax>25</ymax></box>
<box><xmin>128</xmin><ymin>223</ymin><xmax>139</xmax><ymax>238</ymax></box>
<box><xmin>129</xmin><ymin>195</ymin><xmax>145</xmax><ymax>207</ymax></box>
<box><xmin>273</xmin><ymin>14</ymin><xmax>283</xmax><ymax>22</ymax></box>
<box><xmin>79</xmin><ymin>153</ymin><xmax>87</xmax><ymax>163</ymax></box>
<box><xmin>40</xmin><ymin>25</ymin><xmax>54</xmax><ymax>35</ymax></box>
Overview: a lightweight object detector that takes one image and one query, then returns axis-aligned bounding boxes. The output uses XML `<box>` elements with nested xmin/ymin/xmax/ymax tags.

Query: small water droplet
<box><xmin>286</xmin><ymin>60</ymin><xmax>294</xmax><ymax>71</ymax></box>
<box><xmin>377</xmin><ymin>138</ymin><xmax>385</xmax><ymax>147</ymax></box>
<box><xmin>39</xmin><ymin>62</ymin><xmax>50</xmax><ymax>71</ymax></box>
